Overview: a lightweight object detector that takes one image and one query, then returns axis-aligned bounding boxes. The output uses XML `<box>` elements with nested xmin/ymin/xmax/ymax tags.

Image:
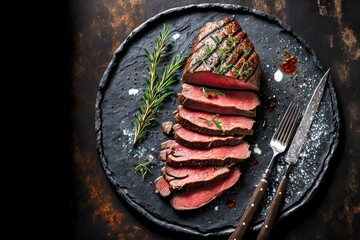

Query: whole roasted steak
<box><xmin>182</xmin><ymin>17</ymin><xmax>261</xmax><ymax>91</ymax></box>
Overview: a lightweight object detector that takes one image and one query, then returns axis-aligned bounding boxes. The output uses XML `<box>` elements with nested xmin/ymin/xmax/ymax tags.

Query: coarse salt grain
<box><xmin>172</xmin><ymin>33</ymin><xmax>181</xmax><ymax>41</ymax></box>
<box><xmin>128</xmin><ymin>88</ymin><xmax>139</xmax><ymax>95</ymax></box>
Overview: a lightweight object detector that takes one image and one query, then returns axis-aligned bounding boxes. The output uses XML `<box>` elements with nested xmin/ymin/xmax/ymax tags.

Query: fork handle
<box><xmin>256</xmin><ymin>176</ymin><xmax>288</xmax><ymax>240</ymax></box>
<box><xmin>228</xmin><ymin>178</ymin><xmax>268</xmax><ymax>240</ymax></box>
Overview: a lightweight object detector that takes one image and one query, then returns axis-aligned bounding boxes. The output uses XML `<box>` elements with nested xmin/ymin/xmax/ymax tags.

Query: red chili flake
<box><xmin>226</xmin><ymin>198</ymin><xmax>236</xmax><ymax>208</ymax></box>
<box><xmin>279</xmin><ymin>50</ymin><xmax>297</xmax><ymax>74</ymax></box>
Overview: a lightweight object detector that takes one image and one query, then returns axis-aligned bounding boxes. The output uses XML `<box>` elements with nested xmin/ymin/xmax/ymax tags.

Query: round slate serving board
<box><xmin>95</xmin><ymin>4</ymin><xmax>339</xmax><ymax>237</ymax></box>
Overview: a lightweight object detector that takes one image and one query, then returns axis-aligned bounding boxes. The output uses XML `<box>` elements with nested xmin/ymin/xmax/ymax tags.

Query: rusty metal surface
<box><xmin>65</xmin><ymin>0</ymin><xmax>360</xmax><ymax>239</ymax></box>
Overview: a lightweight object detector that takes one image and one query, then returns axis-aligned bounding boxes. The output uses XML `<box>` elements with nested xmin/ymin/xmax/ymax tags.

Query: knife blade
<box><xmin>256</xmin><ymin>68</ymin><xmax>331</xmax><ymax>240</ymax></box>
<box><xmin>285</xmin><ymin>68</ymin><xmax>330</xmax><ymax>165</ymax></box>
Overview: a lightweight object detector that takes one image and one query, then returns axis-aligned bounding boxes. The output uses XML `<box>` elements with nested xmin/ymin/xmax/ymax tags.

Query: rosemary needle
<box><xmin>132</xmin><ymin>24</ymin><xmax>186</xmax><ymax>146</ymax></box>
<box><xmin>133</xmin><ymin>160</ymin><xmax>153</xmax><ymax>181</ymax></box>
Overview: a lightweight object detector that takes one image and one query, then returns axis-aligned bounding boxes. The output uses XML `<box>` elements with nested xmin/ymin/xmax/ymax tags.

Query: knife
<box><xmin>256</xmin><ymin>68</ymin><xmax>331</xmax><ymax>240</ymax></box>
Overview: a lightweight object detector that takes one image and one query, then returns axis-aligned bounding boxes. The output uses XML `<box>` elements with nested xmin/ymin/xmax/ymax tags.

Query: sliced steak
<box><xmin>159</xmin><ymin>140</ymin><xmax>251</xmax><ymax>167</ymax></box>
<box><xmin>178</xmin><ymin>83</ymin><xmax>260</xmax><ymax>117</ymax></box>
<box><xmin>173</xmin><ymin>124</ymin><xmax>244</xmax><ymax>149</ymax></box>
<box><xmin>154</xmin><ymin>175</ymin><xmax>171</xmax><ymax>197</ymax></box>
<box><xmin>162</xmin><ymin>165</ymin><xmax>232</xmax><ymax>190</ymax></box>
<box><xmin>170</xmin><ymin>167</ymin><xmax>241</xmax><ymax>210</ymax></box>
<box><xmin>182</xmin><ymin>17</ymin><xmax>261</xmax><ymax>91</ymax></box>
<box><xmin>174</xmin><ymin>105</ymin><xmax>255</xmax><ymax>136</ymax></box>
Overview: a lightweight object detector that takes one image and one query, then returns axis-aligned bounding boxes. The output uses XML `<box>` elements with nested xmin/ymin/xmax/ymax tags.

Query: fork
<box><xmin>228</xmin><ymin>102</ymin><xmax>301</xmax><ymax>240</ymax></box>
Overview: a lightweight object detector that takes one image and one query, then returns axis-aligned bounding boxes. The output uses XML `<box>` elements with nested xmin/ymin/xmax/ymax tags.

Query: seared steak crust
<box><xmin>182</xmin><ymin>17</ymin><xmax>261</xmax><ymax>91</ymax></box>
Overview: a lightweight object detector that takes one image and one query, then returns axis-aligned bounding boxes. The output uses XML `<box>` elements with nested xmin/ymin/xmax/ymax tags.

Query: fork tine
<box><xmin>272</xmin><ymin>102</ymin><xmax>295</xmax><ymax>141</ymax></box>
<box><xmin>278</xmin><ymin>103</ymin><xmax>300</xmax><ymax>143</ymax></box>
<box><xmin>284</xmin><ymin>107</ymin><xmax>301</xmax><ymax>145</ymax></box>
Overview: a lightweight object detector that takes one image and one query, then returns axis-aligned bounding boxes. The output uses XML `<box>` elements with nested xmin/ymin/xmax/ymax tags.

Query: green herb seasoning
<box><xmin>132</xmin><ymin>24</ymin><xmax>186</xmax><ymax>146</ymax></box>
<box><xmin>233</xmin><ymin>61</ymin><xmax>252</xmax><ymax>78</ymax></box>
<box><xmin>199</xmin><ymin>114</ymin><xmax>223</xmax><ymax>130</ymax></box>
<box><xmin>195</xmin><ymin>44</ymin><xmax>212</xmax><ymax>68</ymax></box>
<box><xmin>199</xmin><ymin>87</ymin><xmax>225</xmax><ymax>98</ymax></box>
<box><xmin>133</xmin><ymin>159</ymin><xmax>153</xmax><ymax>180</ymax></box>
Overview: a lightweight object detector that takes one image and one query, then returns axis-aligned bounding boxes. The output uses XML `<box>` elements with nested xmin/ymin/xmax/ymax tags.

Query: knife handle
<box><xmin>228</xmin><ymin>178</ymin><xmax>268</xmax><ymax>240</ymax></box>
<box><xmin>256</xmin><ymin>176</ymin><xmax>288</xmax><ymax>240</ymax></box>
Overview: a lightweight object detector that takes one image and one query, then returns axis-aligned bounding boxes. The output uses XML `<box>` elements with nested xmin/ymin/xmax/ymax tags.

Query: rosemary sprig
<box><xmin>218</xmin><ymin>47</ymin><xmax>231</xmax><ymax>59</ymax></box>
<box><xmin>213</xmin><ymin>36</ymin><xmax>221</xmax><ymax>45</ymax></box>
<box><xmin>199</xmin><ymin>87</ymin><xmax>225</xmax><ymax>98</ymax></box>
<box><xmin>233</xmin><ymin>61</ymin><xmax>252</xmax><ymax>78</ymax></box>
<box><xmin>213</xmin><ymin>61</ymin><xmax>223</xmax><ymax>75</ymax></box>
<box><xmin>227</xmin><ymin>35</ymin><xmax>238</xmax><ymax>47</ymax></box>
<box><xmin>199</xmin><ymin>114</ymin><xmax>223</xmax><ymax>130</ymax></box>
<box><xmin>212</xmin><ymin>35</ymin><xmax>238</xmax><ymax>75</ymax></box>
<box><xmin>132</xmin><ymin>24</ymin><xmax>186</xmax><ymax>145</ymax></box>
<box><xmin>242</xmin><ymin>47</ymin><xmax>250</xmax><ymax>57</ymax></box>
<box><xmin>133</xmin><ymin>159</ymin><xmax>153</xmax><ymax>180</ymax></box>
<box><xmin>194</xmin><ymin>44</ymin><xmax>212</xmax><ymax>68</ymax></box>
<box><xmin>205</xmin><ymin>44</ymin><xmax>212</xmax><ymax>55</ymax></box>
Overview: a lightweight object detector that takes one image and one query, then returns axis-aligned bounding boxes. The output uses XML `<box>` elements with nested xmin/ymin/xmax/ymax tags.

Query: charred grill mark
<box><xmin>244</xmin><ymin>53</ymin><xmax>260</xmax><ymax>82</ymax></box>
<box><xmin>210</xmin><ymin>29</ymin><xmax>244</xmax><ymax>67</ymax></box>
<box><xmin>187</xmin><ymin>19</ymin><xmax>236</xmax><ymax>58</ymax></box>
<box><xmin>212</xmin><ymin>31</ymin><xmax>248</xmax><ymax>75</ymax></box>
<box><xmin>245</xmin><ymin>61</ymin><xmax>259</xmax><ymax>82</ymax></box>
<box><xmin>196</xmin><ymin>18</ymin><xmax>233</xmax><ymax>41</ymax></box>
<box><xmin>222</xmin><ymin>38</ymin><xmax>254</xmax><ymax>75</ymax></box>
<box><xmin>226</xmin><ymin>50</ymin><xmax>256</xmax><ymax>82</ymax></box>
<box><xmin>186</xmin><ymin>40</ymin><xmax>218</xmax><ymax>73</ymax></box>
<box><xmin>196</xmin><ymin>19</ymin><xmax>236</xmax><ymax>47</ymax></box>
<box><xmin>192</xmin><ymin>28</ymin><xmax>244</xmax><ymax>73</ymax></box>
<box><xmin>185</xmin><ymin>20</ymin><xmax>241</xmax><ymax>73</ymax></box>
<box><xmin>217</xmin><ymin>36</ymin><xmax>254</xmax><ymax>75</ymax></box>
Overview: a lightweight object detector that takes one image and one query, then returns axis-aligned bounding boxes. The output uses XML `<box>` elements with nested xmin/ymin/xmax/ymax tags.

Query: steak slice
<box><xmin>162</xmin><ymin>165</ymin><xmax>232</xmax><ymax>190</ymax></box>
<box><xmin>173</xmin><ymin>124</ymin><xmax>244</xmax><ymax>149</ymax></box>
<box><xmin>182</xmin><ymin>17</ymin><xmax>261</xmax><ymax>91</ymax></box>
<box><xmin>154</xmin><ymin>175</ymin><xmax>171</xmax><ymax>197</ymax></box>
<box><xmin>174</xmin><ymin>105</ymin><xmax>255</xmax><ymax>136</ymax></box>
<box><xmin>159</xmin><ymin>140</ymin><xmax>251</xmax><ymax>167</ymax></box>
<box><xmin>170</xmin><ymin>167</ymin><xmax>241</xmax><ymax>210</ymax></box>
<box><xmin>178</xmin><ymin>83</ymin><xmax>260</xmax><ymax>117</ymax></box>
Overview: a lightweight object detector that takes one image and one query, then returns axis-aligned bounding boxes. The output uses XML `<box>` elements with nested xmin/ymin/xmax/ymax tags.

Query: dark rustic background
<box><xmin>59</xmin><ymin>0</ymin><xmax>359</xmax><ymax>239</ymax></box>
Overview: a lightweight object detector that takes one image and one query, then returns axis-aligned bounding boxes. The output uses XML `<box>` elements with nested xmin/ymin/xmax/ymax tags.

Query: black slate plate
<box><xmin>95</xmin><ymin>4</ymin><xmax>339</xmax><ymax>237</ymax></box>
